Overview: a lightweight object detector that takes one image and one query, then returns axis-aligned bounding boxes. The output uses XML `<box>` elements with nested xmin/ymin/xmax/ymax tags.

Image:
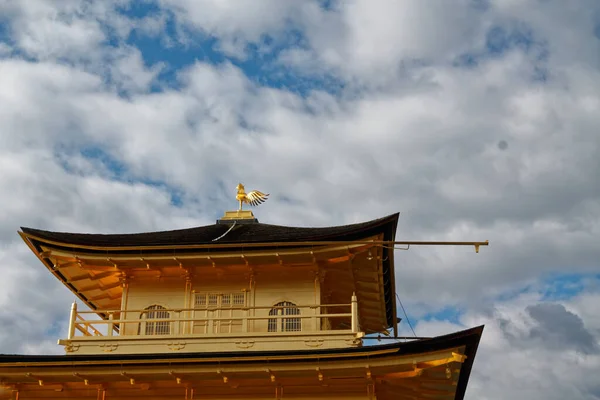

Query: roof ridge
<box><xmin>20</xmin><ymin>213</ymin><xmax>400</xmax><ymax>237</ymax></box>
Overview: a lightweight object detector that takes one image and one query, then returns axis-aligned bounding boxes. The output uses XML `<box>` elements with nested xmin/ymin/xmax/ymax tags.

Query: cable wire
<box><xmin>396</xmin><ymin>293</ymin><xmax>417</xmax><ymax>338</ymax></box>
<box><xmin>212</xmin><ymin>221</ymin><xmax>237</xmax><ymax>242</ymax></box>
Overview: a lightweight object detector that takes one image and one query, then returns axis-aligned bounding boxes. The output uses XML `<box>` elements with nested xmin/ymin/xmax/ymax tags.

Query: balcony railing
<box><xmin>67</xmin><ymin>294</ymin><xmax>360</xmax><ymax>339</ymax></box>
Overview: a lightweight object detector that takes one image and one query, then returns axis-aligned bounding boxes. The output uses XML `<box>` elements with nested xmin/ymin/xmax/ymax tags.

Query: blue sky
<box><xmin>415</xmin><ymin>272</ymin><xmax>600</xmax><ymax>326</ymax></box>
<box><xmin>109</xmin><ymin>2</ymin><xmax>344</xmax><ymax>96</ymax></box>
<box><xmin>1</xmin><ymin>1</ymin><xmax>599</xmax><ymax>398</ymax></box>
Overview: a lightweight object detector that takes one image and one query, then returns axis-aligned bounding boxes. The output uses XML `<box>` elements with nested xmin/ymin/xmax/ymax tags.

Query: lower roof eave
<box><xmin>0</xmin><ymin>326</ymin><xmax>483</xmax><ymax>400</ymax></box>
<box><xmin>0</xmin><ymin>325</ymin><xmax>483</xmax><ymax>366</ymax></box>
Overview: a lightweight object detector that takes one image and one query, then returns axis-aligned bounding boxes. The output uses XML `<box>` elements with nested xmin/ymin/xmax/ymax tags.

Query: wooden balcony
<box><xmin>58</xmin><ymin>295</ymin><xmax>364</xmax><ymax>355</ymax></box>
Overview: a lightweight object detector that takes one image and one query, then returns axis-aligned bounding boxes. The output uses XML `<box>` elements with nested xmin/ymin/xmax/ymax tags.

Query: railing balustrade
<box><xmin>67</xmin><ymin>294</ymin><xmax>360</xmax><ymax>340</ymax></box>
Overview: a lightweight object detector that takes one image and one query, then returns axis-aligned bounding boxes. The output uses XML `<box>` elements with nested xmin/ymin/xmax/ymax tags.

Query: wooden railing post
<box><xmin>173</xmin><ymin>311</ymin><xmax>180</xmax><ymax>335</ymax></box>
<box><xmin>120</xmin><ymin>276</ymin><xmax>129</xmax><ymax>335</ymax></box>
<box><xmin>68</xmin><ymin>302</ymin><xmax>77</xmax><ymax>339</ymax></box>
<box><xmin>242</xmin><ymin>308</ymin><xmax>249</xmax><ymax>333</ymax></box>
<box><xmin>107</xmin><ymin>313</ymin><xmax>114</xmax><ymax>337</ymax></box>
<box><xmin>208</xmin><ymin>310</ymin><xmax>214</xmax><ymax>334</ymax></box>
<box><xmin>351</xmin><ymin>293</ymin><xmax>359</xmax><ymax>333</ymax></box>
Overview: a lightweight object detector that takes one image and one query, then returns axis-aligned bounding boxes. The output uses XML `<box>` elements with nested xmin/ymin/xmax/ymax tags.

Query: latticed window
<box><xmin>141</xmin><ymin>305</ymin><xmax>170</xmax><ymax>335</ymax></box>
<box><xmin>194</xmin><ymin>293</ymin><xmax>246</xmax><ymax>308</ymax></box>
<box><xmin>193</xmin><ymin>292</ymin><xmax>247</xmax><ymax>334</ymax></box>
<box><xmin>233</xmin><ymin>293</ymin><xmax>246</xmax><ymax>305</ymax></box>
<box><xmin>268</xmin><ymin>302</ymin><xmax>301</xmax><ymax>332</ymax></box>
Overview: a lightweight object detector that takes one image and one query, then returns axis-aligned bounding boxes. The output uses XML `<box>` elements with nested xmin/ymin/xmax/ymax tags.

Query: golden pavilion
<box><xmin>0</xmin><ymin>185</ymin><xmax>487</xmax><ymax>399</ymax></box>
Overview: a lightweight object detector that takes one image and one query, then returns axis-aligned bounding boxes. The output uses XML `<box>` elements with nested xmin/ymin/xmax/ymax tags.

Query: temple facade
<box><xmin>0</xmin><ymin>204</ymin><xmax>486</xmax><ymax>400</ymax></box>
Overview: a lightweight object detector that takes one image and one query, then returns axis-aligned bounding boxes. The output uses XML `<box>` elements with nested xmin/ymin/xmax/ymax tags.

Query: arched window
<box><xmin>140</xmin><ymin>305</ymin><xmax>170</xmax><ymax>335</ymax></box>
<box><xmin>268</xmin><ymin>302</ymin><xmax>301</xmax><ymax>332</ymax></box>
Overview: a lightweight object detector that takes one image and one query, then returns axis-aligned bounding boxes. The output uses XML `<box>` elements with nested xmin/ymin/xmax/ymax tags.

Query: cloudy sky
<box><xmin>0</xmin><ymin>0</ymin><xmax>599</xmax><ymax>398</ymax></box>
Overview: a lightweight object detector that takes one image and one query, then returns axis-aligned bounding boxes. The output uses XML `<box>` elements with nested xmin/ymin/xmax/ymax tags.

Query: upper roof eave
<box><xmin>20</xmin><ymin>213</ymin><xmax>400</xmax><ymax>252</ymax></box>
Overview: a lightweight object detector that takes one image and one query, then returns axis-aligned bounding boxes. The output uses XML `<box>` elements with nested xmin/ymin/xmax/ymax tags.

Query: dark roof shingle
<box><xmin>21</xmin><ymin>213</ymin><xmax>400</xmax><ymax>248</ymax></box>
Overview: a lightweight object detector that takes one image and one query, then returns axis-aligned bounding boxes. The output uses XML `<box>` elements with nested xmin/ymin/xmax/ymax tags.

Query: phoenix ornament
<box><xmin>236</xmin><ymin>183</ymin><xmax>269</xmax><ymax>211</ymax></box>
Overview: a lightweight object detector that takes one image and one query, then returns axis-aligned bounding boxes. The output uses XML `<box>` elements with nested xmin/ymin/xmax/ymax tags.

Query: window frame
<box><xmin>138</xmin><ymin>304</ymin><xmax>171</xmax><ymax>336</ymax></box>
<box><xmin>268</xmin><ymin>301</ymin><xmax>301</xmax><ymax>333</ymax></box>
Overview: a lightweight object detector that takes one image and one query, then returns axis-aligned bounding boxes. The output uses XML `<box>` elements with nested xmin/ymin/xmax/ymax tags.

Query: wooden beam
<box><xmin>69</xmin><ymin>271</ymin><xmax>119</xmax><ymax>283</ymax></box>
<box><xmin>90</xmin><ymin>271</ymin><xmax>120</xmax><ymax>281</ymax></box>
<box><xmin>53</xmin><ymin>261</ymin><xmax>80</xmax><ymax>269</ymax></box>
<box><xmin>68</xmin><ymin>273</ymin><xmax>92</xmax><ymax>282</ymax></box>
<box><xmin>88</xmin><ymin>292</ymin><xmax>121</xmax><ymax>301</ymax></box>
<box><xmin>78</xmin><ymin>281</ymin><xmax>121</xmax><ymax>292</ymax></box>
<box><xmin>73</xmin><ymin>372</ymin><xmax>90</xmax><ymax>386</ymax></box>
<box><xmin>78</xmin><ymin>265</ymin><xmax>121</xmax><ymax>271</ymax></box>
<box><xmin>381</xmin><ymin>369</ymin><xmax>423</xmax><ymax>379</ymax></box>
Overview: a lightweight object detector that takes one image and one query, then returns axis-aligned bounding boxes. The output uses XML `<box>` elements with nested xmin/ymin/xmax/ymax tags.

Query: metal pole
<box><xmin>34</xmin><ymin>239</ymin><xmax>490</xmax><ymax>252</ymax></box>
<box><xmin>363</xmin><ymin>336</ymin><xmax>431</xmax><ymax>340</ymax></box>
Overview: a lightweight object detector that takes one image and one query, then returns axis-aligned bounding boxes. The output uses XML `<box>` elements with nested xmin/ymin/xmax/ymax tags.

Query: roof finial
<box><xmin>235</xmin><ymin>183</ymin><xmax>269</xmax><ymax>211</ymax></box>
<box><xmin>217</xmin><ymin>183</ymin><xmax>269</xmax><ymax>224</ymax></box>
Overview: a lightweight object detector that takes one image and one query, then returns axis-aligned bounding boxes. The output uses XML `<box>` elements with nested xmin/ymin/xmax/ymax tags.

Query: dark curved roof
<box><xmin>21</xmin><ymin>213</ymin><xmax>400</xmax><ymax>248</ymax></box>
<box><xmin>0</xmin><ymin>325</ymin><xmax>483</xmax><ymax>400</ymax></box>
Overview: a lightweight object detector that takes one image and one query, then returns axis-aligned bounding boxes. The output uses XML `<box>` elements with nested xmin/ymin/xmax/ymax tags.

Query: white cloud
<box><xmin>2</xmin><ymin>0</ymin><xmax>116</xmax><ymax>61</ymax></box>
<box><xmin>109</xmin><ymin>46</ymin><xmax>164</xmax><ymax>93</ymax></box>
<box><xmin>0</xmin><ymin>43</ymin><xmax>12</xmax><ymax>57</ymax></box>
<box><xmin>413</xmin><ymin>289</ymin><xmax>600</xmax><ymax>399</ymax></box>
<box><xmin>0</xmin><ymin>1</ymin><xmax>598</xmax><ymax>398</ymax></box>
<box><xmin>157</xmin><ymin>0</ymin><xmax>308</xmax><ymax>57</ymax></box>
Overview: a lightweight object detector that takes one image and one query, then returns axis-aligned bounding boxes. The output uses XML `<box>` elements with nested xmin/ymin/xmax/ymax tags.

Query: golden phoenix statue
<box><xmin>236</xmin><ymin>183</ymin><xmax>269</xmax><ymax>211</ymax></box>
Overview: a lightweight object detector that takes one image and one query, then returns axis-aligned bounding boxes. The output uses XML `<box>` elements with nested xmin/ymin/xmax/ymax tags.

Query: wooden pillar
<box><xmin>250</xmin><ymin>271</ymin><xmax>256</xmax><ymax>333</ymax></box>
<box><xmin>313</xmin><ymin>271</ymin><xmax>322</xmax><ymax>332</ymax></box>
<box><xmin>183</xmin><ymin>274</ymin><xmax>191</xmax><ymax>335</ymax></box>
<box><xmin>107</xmin><ymin>313</ymin><xmax>114</xmax><ymax>337</ymax></box>
<box><xmin>68</xmin><ymin>302</ymin><xmax>77</xmax><ymax>339</ymax></box>
<box><xmin>351</xmin><ymin>293</ymin><xmax>359</xmax><ymax>333</ymax></box>
<box><xmin>242</xmin><ymin>307</ymin><xmax>249</xmax><ymax>333</ymax></box>
<box><xmin>173</xmin><ymin>311</ymin><xmax>180</xmax><ymax>335</ymax></box>
<box><xmin>120</xmin><ymin>277</ymin><xmax>129</xmax><ymax>335</ymax></box>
